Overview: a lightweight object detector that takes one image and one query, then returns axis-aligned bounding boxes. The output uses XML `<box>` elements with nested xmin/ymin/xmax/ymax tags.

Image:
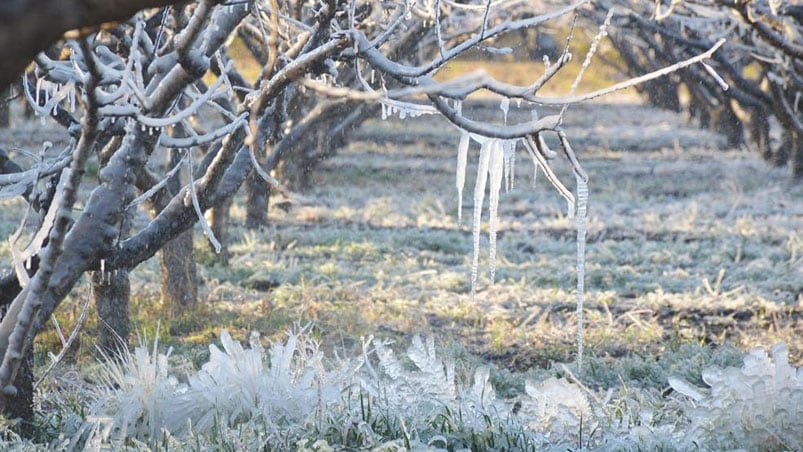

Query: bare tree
<box><xmin>0</xmin><ymin>0</ymin><xmax>728</xmax><ymax>420</ymax></box>
<box><xmin>591</xmin><ymin>0</ymin><xmax>803</xmax><ymax>177</ymax></box>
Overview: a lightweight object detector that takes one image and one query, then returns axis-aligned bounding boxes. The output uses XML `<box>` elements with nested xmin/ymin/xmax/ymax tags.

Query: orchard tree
<box><xmin>0</xmin><ymin>0</ymin><xmax>726</xmax><ymax>422</ymax></box>
<box><xmin>590</xmin><ymin>0</ymin><xmax>803</xmax><ymax>177</ymax></box>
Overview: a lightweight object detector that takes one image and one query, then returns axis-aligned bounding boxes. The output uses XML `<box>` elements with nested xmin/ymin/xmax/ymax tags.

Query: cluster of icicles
<box><xmin>381</xmin><ymin>99</ymin><xmax>590</xmax><ymax>365</ymax></box>
<box><xmin>455</xmin><ymin>129</ymin><xmax>589</xmax><ymax>367</ymax></box>
<box><xmin>380</xmin><ymin>102</ymin><xmax>589</xmax><ymax>365</ymax></box>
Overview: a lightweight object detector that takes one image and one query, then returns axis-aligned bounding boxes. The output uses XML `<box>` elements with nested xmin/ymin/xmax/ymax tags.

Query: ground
<box><xmin>0</xmin><ymin>95</ymin><xmax>801</xmax><ymax>412</ymax></box>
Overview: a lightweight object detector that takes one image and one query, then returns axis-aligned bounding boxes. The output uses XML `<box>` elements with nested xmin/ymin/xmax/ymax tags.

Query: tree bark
<box><xmin>792</xmin><ymin>133</ymin><xmax>803</xmax><ymax>179</ymax></box>
<box><xmin>245</xmin><ymin>171</ymin><xmax>269</xmax><ymax>230</ymax></box>
<box><xmin>0</xmin><ymin>275</ymin><xmax>33</xmax><ymax>436</ymax></box>
<box><xmin>209</xmin><ymin>199</ymin><xmax>231</xmax><ymax>265</ymax></box>
<box><xmin>0</xmin><ymin>86</ymin><xmax>9</xmax><ymax>128</ymax></box>
<box><xmin>160</xmin><ymin>149</ymin><xmax>198</xmax><ymax>317</ymax></box>
<box><xmin>92</xmin><ymin>268</ymin><xmax>130</xmax><ymax>358</ymax></box>
<box><xmin>6</xmin><ymin>339</ymin><xmax>33</xmax><ymax>436</ymax></box>
<box><xmin>160</xmin><ymin>230</ymin><xmax>198</xmax><ymax>318</ymax></box>
<box><xmin>711</xmin><ymin>103</ymin><xmax>743</xmax><ymax>149</ymax></box>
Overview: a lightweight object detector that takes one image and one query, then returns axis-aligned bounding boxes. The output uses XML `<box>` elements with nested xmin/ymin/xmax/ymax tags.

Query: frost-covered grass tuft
<box><xmin>670</xmin><ymin>343</ymin><xmax>803</xmax><ymax>451</ymax></box>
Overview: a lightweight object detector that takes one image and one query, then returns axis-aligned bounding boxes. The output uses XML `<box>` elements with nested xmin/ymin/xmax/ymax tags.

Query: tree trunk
<box><xmin>0</xmin><ymin>86</ymin><xmax>9</xmax><ymax>128</ymax></box>
<box><xmin>160</xmin><ymin>230</ymin><xmax>198</xmax><ymax>318</ymax></box>
<box><xmin>158</xmin><ymin>149</ymin><xmax>198</xmax><ymax>317</ymax></box>
<box><xmin>93</xmin><ymin>268</ymin><xmax>130</xmax><ymax>358</ymax></box>
<box><xmin>245</xmin><ymin>171</ymin><xmax>269</xmax><ymax>230</ymax></box>
<box><xmin>209</xmin><ymin>199</ymin><xmax>231</xmax><ymax>265</ymax></box>
<box><xmin>711</xmin><ymin>103</ymin><xmax>743</xmax><ymax>149</ymax></box>
<box><xmin>0</xmin><ymin>276</ymin><xmax>33</xmax><ymax>436</ymax></box>
<box><xmin>6</xmin><ymin>339</ymin><xmax>33</xmax><ymax>436</ymax></box>
<box><xmin>788</xmin><ymin>132</ymin><xmax>803</xmax><ymax>179</ymax></box>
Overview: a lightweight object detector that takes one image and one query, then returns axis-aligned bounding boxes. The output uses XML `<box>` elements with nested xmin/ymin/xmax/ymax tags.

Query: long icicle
<box><xmin>488</xmin><ymin>140</ymin><xmax>505</xmax><ymax>285</ymax></box>
<box><xmin>471</xmin><ymin>140</ymin><xmax>491</xmax><ymax>294</ymax></box>
<box><xmin>575</xmin><ymin>174</ymin><xmax>589</xmax><ymax>369</ymax></box>
<box><xmin>456</xmin><ymin>132</ymin><xmax>470</xmax><ymax>225</ymax></box>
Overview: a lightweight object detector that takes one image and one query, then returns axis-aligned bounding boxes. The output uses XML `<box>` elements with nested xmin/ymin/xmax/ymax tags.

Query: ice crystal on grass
<box><xmin>83</xmin><ymin>329</ymin><xmax>342</xmax><ymax>446</ymax></box>
<box><xmin>86</xmin><ymin>336</ymin><xmax>180</xmax><ymax>443</ymax></box>
<box><xmin>670</xmin><ymin>343</ymin><xmax>803</xmax><ymax>450</ymax></box>
<box><xmin>517</xmin><ymin>377</ymin><xmax>594</xmax><ymax>442</ymax></box>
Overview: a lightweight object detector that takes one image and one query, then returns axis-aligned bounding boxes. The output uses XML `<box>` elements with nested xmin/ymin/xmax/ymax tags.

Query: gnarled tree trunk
<box><xmin>0</xmin><ymin>275</ymin><xmax>33</xmax><ymax>436</ymax></box>
<box><xmin>93</xmin><ymin>268</ymin><xmax>130</xmax><ymax>357</ymax></box>
<box><xmin>160</xmin><ymin>230</ymin><xmax>198</xmax><ymax>318</ymax></box>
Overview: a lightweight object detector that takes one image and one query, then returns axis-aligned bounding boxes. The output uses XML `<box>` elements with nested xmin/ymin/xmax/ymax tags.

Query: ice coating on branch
<box><xmin>455</xmin><ymin>132</ymin><xmax>470</xmax><ymax>224</ymax></box>
<box><xmin>487</xmin><ymin>140</ymin><xmax>504</xmax><ymax>285</ymax></box>
<box><xmin>380</xmin><ymin>100</ymin><xmax>437</xmax><ymax>120</ymax></box>
<box><xmin>471</xmin><ymin>140</ymin><xmax>491</xmax><ymax>294</ymax></box>
<box><xmin>574</xmin><ymin>174</ymin><xmax>589</xmax><ymax>369</ymax></box>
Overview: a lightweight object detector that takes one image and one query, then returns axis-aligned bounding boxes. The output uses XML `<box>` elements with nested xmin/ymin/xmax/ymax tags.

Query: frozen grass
<box><xmin>2</xmin><ymin>329</ymin><xmax>799</xmax><ymax>450</ymax></box>
<box><xmin>0</xmin><ymin>100</ymin><xmax>801</xmax><ymax>448</ymax></box>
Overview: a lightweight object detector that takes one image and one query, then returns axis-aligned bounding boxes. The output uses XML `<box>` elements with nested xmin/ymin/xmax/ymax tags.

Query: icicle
<box><xmin>455</xmin><ymin>132</ymin><xmax>470</xmax><ymax>225</ymax></box>
<box><xmin>488</xmin><ymin>140</ymin><xmax>504</xmax><ymax>285</ymax></box>
<box><xmin>455</xmin><ymin>100</ymin><xmax>462</xmax><ymax>117</ymax></box>
<box><xmin>574</xmin><ymin>174</ymin><xmax>589</xmax><ymax>370</ymax></box>
<box><xmin>532</xmin><ymin>161</ymin><xmax>538</xmax><ymax>188</ymax></box>
<box><xmin>68</xmin><ymin>81</ymin><xmax>76</xmax><ymax>112</ymax></box>
<box><xmin>471</xmin><ymin>140</ymin><xmax>491</xmax><ymax>294</ymax></box>
<box><xmin>515</xmin><ymin>99</ymin><xmax>521</xmax><ymax>108</ymax></box>
<box><xmin>370</xmin><ymin>70</ymin><xmax>375</xmax><ymax>84</ymax></box>
<box><xmin>35</xmin><ymin>77</ymin><xmax>42</xmax><ymax>107</ymax></box>
<box><xmin>509</xmin><ymin>141</ymin><xmax>516</xmax><ymax>191</ymax></box>
<box><xmin>500</xmin><ymin>97</ymin><xmax>510</xmax><ymax>125</ymax></box>
<box><xmin>381</xmin><ymin>103</ymin><xmax>387</xmax><ymax>120</ymax></box>
<box><xmin>502</xmin><ymin>141</ymin><xmax>514</xmax><ymax>193</ymax></box>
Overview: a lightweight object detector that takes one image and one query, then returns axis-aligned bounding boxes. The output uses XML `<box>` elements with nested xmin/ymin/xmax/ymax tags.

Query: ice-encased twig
<box><xmin>185</xmin><ymin>152</ymin><xmax>222</xmax><ymax>253</ymax></box>
<box><xmin>523</xmin><ymin>134</ymin><xmax>574</xmax><ymax>216</ymax></box>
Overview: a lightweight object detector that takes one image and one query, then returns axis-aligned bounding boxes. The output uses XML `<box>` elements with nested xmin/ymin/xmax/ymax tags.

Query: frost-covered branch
<box><xmin>0</xmin><ymin>38</ymin><xmax>102</xmax><ymax>406</ymax></box>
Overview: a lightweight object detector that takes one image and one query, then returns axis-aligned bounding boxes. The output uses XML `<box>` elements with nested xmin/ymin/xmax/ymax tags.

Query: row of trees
<box><xmin>0</xmin><ymin>0</ymin><xmax>735</xmax><ymax>430</ymax></box>
<box><xmin>588</xmin><ymin>1</ymin><xmax>803</xmax><ymax>177</ymax></box>
<box><xmin>0</xmin><ymin>0</ymin><xmax>602</xmax><ymax>423</ymax></box>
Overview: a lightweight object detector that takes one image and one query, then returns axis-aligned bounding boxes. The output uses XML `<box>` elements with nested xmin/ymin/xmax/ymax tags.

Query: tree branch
<box><xmin>0</xmin><ymin>0</ymin><xmax>194</xmax><ymax>92</ymax></box>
